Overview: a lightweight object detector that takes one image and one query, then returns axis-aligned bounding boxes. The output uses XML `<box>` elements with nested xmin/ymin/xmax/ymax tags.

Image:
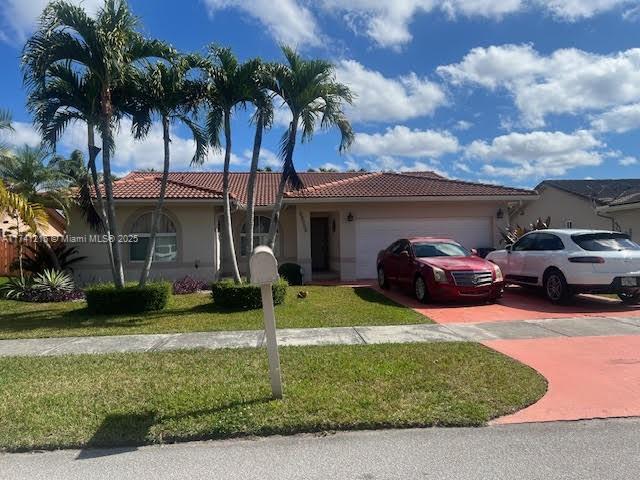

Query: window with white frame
<box><xmin>240</xmin><ymin>215</ymin><xmax>274</xmax><ymax>256</ymax></box>
<box><xmin>129</xmin><ymin>212</ymin><xmax>177</xmax><ymax>262</ymax></box>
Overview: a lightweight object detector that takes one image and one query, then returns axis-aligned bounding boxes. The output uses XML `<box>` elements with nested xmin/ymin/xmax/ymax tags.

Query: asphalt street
<box><xmin>1</xmin><ymin>419</ymin><xmax>638</xmax><ymax>479</ymax></box>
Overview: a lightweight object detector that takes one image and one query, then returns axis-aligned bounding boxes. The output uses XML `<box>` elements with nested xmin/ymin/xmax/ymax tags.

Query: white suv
<box><xmin>486</xmin><ymin>229</ymin><xmax>640</xmax><ymax>304</ymax></box>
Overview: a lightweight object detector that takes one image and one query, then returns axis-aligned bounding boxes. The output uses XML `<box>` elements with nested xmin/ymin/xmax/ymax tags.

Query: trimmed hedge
<box><xmin>85</xmin><ymin>282</ymin><xmax>172</xmax><ymax>314</ymax></box>
<box><xmin>278</xmin><ymin>262</ymin><xmax>303</xmax><ymax>286</ymax></box>
<box><xmin>211</xmin><ymin>278</ymin><xmax>288</xmax><ymax>310</ymax></box>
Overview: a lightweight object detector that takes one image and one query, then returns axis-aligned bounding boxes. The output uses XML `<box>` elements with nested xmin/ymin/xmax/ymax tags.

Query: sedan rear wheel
<box><xmin>544</xmin><ymin>270</ymin><xmax>571</xmax><ymax>304</ymax></box>
<box><xmin>414</xmin><ymin>276</ymin><xmax>428</xmax><ymax>303</ymax></box>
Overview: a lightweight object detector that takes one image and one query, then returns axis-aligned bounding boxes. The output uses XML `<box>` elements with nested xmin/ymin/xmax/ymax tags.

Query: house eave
<box><xmin>283</xmin><ymin>194</ymin><xmax>538</xmax><ymax>204</ymax></box>
<box><xmin>596</xmin><ymin>202</ymin><xmax>640</xmax><ymax>213</ymax></box>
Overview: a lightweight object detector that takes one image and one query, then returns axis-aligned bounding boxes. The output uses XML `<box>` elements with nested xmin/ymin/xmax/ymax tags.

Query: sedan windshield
<box><xmin>572</xmin><ymin>233</ymin><xmax>640</xmax><ymax>251</ymax></box>
<box><xmin>413</xmin><ymin>242</ymin><xmax>469</xmax><ymax>257</ymax></box>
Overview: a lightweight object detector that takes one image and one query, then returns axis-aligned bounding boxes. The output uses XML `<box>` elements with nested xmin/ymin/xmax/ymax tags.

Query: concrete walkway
<box><xmin>3</xmin><ymin>315</ymin><xmax>640</xmax><ymax>357</ymax></box>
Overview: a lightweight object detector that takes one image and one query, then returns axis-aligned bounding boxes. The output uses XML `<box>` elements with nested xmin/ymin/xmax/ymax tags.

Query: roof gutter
<box><xmin>596</xmin><ymin>202</ymin><xmax>640</xmax><ymax>213</ymax></box>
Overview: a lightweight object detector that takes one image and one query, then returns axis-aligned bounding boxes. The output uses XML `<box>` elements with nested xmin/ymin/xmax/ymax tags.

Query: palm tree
<box><xmin>204</xmin><ymin>47</ymin><xmax>261</xmax><ymax>284</ymax></box>
<box><xmin>0</xmin><ymin>109</ymin><xmax>12</xmax><ymax>156</ymax></box>
<box><xmin>25</xmin><ymin>61</ymin><xmax>121</xmax><ymax>279</ymax></box>
<box><xmin>130</xmin><ymin>56</ymin><xmax>208</xmax><ymax>286</ymax></box>
<box><xmin>265</xmin><ymin>47</ymin><xmax>354</xmax><ymax>249</ymax></box>
<box><xmin>22</xmin><ymin>0</ymin><xmax>174</xmax><ymax>288</ymax></box>
<box><xmin>244</xmin><ymin>64</ymin><xmax>273</xmax><ymax>280</ymax></box>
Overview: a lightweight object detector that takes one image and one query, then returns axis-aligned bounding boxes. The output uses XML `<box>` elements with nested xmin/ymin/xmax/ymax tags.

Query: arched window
<box><xmin>240</xmin><ymin>215</ymin><xmax>273</xmax><ymax>256</ymax></box>
<box><xmin>129</xmin><ymin>212</ymin><xmax>177</xmax><ymax>262</ymax></box>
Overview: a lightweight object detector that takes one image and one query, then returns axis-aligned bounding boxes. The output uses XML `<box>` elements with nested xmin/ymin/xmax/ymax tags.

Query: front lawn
<box><xmin>0</xmin><ymin>286</ymin><xmax>427</xmax><ymax>340</ymax></box>
<box><xmin>0</xmin><ymin>342</ymin><xmax>546</xmax><ymax>451</ymax></box>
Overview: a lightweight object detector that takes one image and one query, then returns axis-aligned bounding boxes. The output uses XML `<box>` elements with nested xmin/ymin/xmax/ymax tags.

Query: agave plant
<box><xmin>500</xmin><ymin>216</ymin><xmax>551</xmax><ymax>245</ymax></box>
<box><xmin>0</xmin><ymin>276</ymin><xmax>33</xmax><ymax>300</ymax></box>
<box><xmin>32</xmin><ymin>269</ymin><xmax>75</xmax><ymax>293</ymax></box>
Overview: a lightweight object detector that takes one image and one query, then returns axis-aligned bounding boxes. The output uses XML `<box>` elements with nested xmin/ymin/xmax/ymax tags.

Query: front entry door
<box><xmin>311</xmin><ymin>217</ymin><xmax>329</xmax><ymax>271</ymax></box>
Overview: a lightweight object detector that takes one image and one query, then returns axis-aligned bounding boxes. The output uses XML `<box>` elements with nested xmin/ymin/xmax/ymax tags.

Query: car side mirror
<box><xmin>470</xmin><ymin>248</ymin><xmax>478</xmax><ymax>256</ymax></box>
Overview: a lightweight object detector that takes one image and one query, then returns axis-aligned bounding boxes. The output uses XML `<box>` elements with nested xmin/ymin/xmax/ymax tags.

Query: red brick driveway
<box><xmin>376</xmin><ymin>284</ymin><xmax>640</xmax><ymax>324</ymax></box>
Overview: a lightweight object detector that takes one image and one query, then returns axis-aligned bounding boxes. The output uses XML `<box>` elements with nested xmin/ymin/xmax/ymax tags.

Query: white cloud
<box><xmin>454</xmin><ymin>120</ymin><xmax>473</xmax><ymax>131</ymax></box>
<box><xmin>319</xmin><ymin>1</ymin><xmax>631</xmax><ymax>49</ymax></box>
<box><xmin>241</xmin><ymin>148</ymin><xmax>281</xmax><ymax>169</ymax></box>
<box><xmin>620</xmin><ymin>156</ymin><xmax>638</xmax><ymax>166</ymax></box>
<box><xmin>335</xmin><ymin>60</ymin><xmax>446</xmax><ymax>123</ymax></box>
<box><xmin>319</xmin><ymin>162</ymin><xmax>342</xmax><ymax>171</ymax></box>
<box><xmin>466</xmin><ymin>130</ymin><xmax>605</xmax><ymax>179</ymax></box>
<box><xmin>538</xmin><ymin>0</ymin><xmax>634</xmax><ymax>20</ymax></box>
<box><xmin>320</xmin><ymin>0</ymin><xmax>523</xmax><ymax>50</ymax></box>
<box><xmin>591</xmin><ymin>103</ymin><xmax>640</xmax><ymax>132</ymax></box>
<box><xmin>0</xmin><ymin>0</ymin><xmax>101</xmax><ymax>46</ymax></box>
<box><xmin>0</xmin><ymin>121</ymin><xmax>41</xmax><ymax>148</ymax></box>
<box><xmin>351</xmin><ymin>125</ymin><xmax>459</xmax><ymax>158</ymax></box>
<box><xmin>202</xmin><ymin>0</ymin><xmax>321</xmax><ymax>47</ymax></box>
<box><xmin>439</xmin><ymin>44</ymin><xmax>640</xmax><ymax>127</ymax></box>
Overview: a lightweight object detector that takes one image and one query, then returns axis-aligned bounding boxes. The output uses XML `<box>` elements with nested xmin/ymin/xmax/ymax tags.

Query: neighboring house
<box><xmin>514</xmin><ymin>179</ymin><xmax>640</xmax><ymax>235</ymax></box>
<box><xmin>66</xmin><ymin>171</ymin><xmax>536</xmax><ymax>284</ymax></box>
<box><xmin>0</xmin><ymin>208</ymin><xmax>66</xmax><ymax>238</ymax></box>
<box><xmin>596</xmin><ymin>191</ymin><xmax>640</xmax><ymax>241</ymax></box>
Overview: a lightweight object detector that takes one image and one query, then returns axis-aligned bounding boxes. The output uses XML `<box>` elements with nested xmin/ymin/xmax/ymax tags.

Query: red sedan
<box><xmin>377</xmin><ymin>237</ymin><xmax>504</xmax><ymax>303</ymax></box>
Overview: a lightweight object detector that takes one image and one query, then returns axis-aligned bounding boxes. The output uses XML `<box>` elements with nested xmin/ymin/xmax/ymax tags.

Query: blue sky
<box><xmin>1</xmin><ymin>0</ymin><xmax>640</xmax><ymax>188</ymax></box>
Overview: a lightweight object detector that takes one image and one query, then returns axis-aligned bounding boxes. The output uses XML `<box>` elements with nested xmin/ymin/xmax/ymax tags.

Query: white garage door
<box><xmin>355</xmin><ymin>217</ymin><xmax>492</xmax><ymax>279</ymax></box>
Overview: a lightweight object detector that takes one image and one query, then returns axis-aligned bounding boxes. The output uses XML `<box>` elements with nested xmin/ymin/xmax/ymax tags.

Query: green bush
<box><xmin>278</xmin><ymin>262</ymin><xmax>303</xmax><ymax>286</ymax></box>
<box><xmin>211</xmin><ymin>278</ymin><xmax>288</xmax><ymax>310</ymax></box>
<box><xmin>85</xmin><ymin>282</ymin><xmax>172</xmax><ymax>314</ymax></box>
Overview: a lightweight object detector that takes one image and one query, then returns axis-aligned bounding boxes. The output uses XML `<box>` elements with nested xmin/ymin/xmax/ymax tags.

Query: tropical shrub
<box><xmin>211</xmin><ymin>278</ymin><xmax>288</xmax><ymax>310</ymax></box>
<box><xmin>85</xmin><ymin>282</ymin><xmax>172</xmax><ymax>314</ymax></box>
<box><xmin>11</xmin><ymin>242</ymin><xmax>87</xmax><ymax>274</ymax></box>
<box><xmin>0</xmin><ymin>276</ymin><xmax>32</xmax><ymax>300</ymax></box>
<box><xmin>0</xmin><ymin>270</ymin><xmax>84</xmax><ymax>302</ymax></box>
<box><xmin>172</xmin><ymin>276</ymin><xmax>209</xmax><ymax>294</ymax></box>
<box><xmin>278</xmin><ymin>262</ymin><xmax>303</xmax><ymax>285</ymax></box>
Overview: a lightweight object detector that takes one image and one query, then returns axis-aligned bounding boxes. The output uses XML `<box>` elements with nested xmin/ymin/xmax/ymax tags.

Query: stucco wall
<box><xmin>293</xmin><ymin>200</ymin><xmax>510</xmax><ymax>281</ymax></box>
<box><xmin>608</xmin><ymin>209</ymin><xmax>640</xmax><ymax>241</ymax></box>
<box><xmin>516</xmin><ymin>186</ymin><xmax>613</xmax><ymax>230</ymax></box>
<box><xmin>67</xmin><ymin>202</ymin><xmax>217</xmax><ymax>285</ymax></box>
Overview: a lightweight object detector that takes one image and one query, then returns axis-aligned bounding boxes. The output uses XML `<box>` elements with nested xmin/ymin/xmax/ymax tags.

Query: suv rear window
<box><xmin>572</xmin><ymin>233</ymin><xmax>640</xmax><ymax>251</ymax></box>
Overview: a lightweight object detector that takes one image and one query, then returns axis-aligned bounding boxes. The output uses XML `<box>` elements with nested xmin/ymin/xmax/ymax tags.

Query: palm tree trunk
<box><xmin>87</xmin><ymin>124</ymin><xmax>116</xmax><ymax>279</ymax></box>
<box><xmin>268</xmin><ymin>118</ymin><xmax>297</xmax><ymax>249</ymax></box>
<box><xmin>244</xmin><ymin>115</ymin><xmax>264</xmax><ymax>281</ymax></box>
<box><xmin>139</xmin><ymin>115</ymin><xmax>171</xmax><ymax>286</ymax></box>
<box><xmin>222</xmin><ymin>111</ymin><xmax>242</xmax><ymax>284</ymax></box>
<box><xmin>100</xmin><ymin>94</ymin><xmax>125</xmax><ymax>288</ymax></box>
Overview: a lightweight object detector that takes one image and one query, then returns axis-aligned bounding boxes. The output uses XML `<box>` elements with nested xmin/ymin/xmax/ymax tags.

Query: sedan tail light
<box><xmin>568</xmin><ymin>256</ymin><xmax>605</xmax><ymax>264</ymax></box>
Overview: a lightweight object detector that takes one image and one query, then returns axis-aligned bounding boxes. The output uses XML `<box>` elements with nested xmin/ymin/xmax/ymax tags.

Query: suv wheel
<box><xmin>544</xmin><ymin>270</ymin><xmax>571</xmax><ymax>304</ymax></box>
<box><xmin>377</xmin><ymin>266</ymin><xmax>389</xmax><ymax>289</ymax></box>
<box><xmin>618</xmin><ymin>291</ymin><xmax>640</xmax><ymax>305</ymax></box>
<box><xmin>414</xmin><ymin>276</ymin><xmax>428</xmax><ymax>303</ymax></box>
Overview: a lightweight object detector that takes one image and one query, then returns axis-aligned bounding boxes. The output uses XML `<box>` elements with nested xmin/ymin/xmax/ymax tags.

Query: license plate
<box><xmin>622</xmin><ymin>277</ymin><xmax>638</xmax><ymax>287</ymax></box>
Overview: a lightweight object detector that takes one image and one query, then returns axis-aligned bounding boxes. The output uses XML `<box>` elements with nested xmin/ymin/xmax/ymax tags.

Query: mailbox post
<box><xmin>249</xmin><ymin>246</ymin><xmax>283</xmax><ymax>399</ymax></box>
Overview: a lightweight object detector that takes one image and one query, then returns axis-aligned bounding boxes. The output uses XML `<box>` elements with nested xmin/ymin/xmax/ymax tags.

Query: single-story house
<box><xmin>513</xmin><ymin>179</ymin><xmax>640</xmax><ymax>238</ymax></box>
<box><xmin>596</xmin><ymin>190</ymin><xmax>640</xmax><ymax>241</ymax></box>
<box><xmin>66</xmin><ymin>171</ymin><xmax>536</xmax><ymax>284</ymax></box>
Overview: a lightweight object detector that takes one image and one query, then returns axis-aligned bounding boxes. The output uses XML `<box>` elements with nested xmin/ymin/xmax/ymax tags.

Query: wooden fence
<box><xmin>0</xmin><ymin>238</ymin><xmax>39</xmax><ymax>276</ymax></box>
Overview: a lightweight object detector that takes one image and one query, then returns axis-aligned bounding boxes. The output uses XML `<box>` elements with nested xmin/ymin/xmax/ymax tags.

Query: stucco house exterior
<box><xmin>66</xmin><ymin>171</ymin><xmax>536</xmax><ymax>285</ymax></box>
<box><xmin>514</xmin><ymin>179</ymin><xmax>640</xmax><ymax>238</ymax></box>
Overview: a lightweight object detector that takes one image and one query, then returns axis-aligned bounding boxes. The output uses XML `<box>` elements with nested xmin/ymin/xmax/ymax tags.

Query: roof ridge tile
<box><xmin>289</xmin><ymin>172</ymin><xmax>382</xmax><ymax>196</ymax></box>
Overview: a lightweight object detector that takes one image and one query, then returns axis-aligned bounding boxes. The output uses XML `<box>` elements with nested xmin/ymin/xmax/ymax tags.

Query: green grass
<box><xmin>0</xmin><ymin>286</ymin><xmax>427</xmax><ymax>340</ymax></box>
<box><xmin>0</xmin><ymin>343</ymin><xmax>546</xmax><ymax>451</ymax></box>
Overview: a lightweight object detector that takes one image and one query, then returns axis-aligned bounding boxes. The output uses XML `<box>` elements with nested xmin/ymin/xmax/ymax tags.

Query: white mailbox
<box><xmin>249</xmin><ymin>245</ymin><xmax>283</xmax><ymax>399</ymax></box>
<box><xmin>249</xmin><ymin>245</ymin><xmax>279</xmax><ymax>285</ymax></box>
